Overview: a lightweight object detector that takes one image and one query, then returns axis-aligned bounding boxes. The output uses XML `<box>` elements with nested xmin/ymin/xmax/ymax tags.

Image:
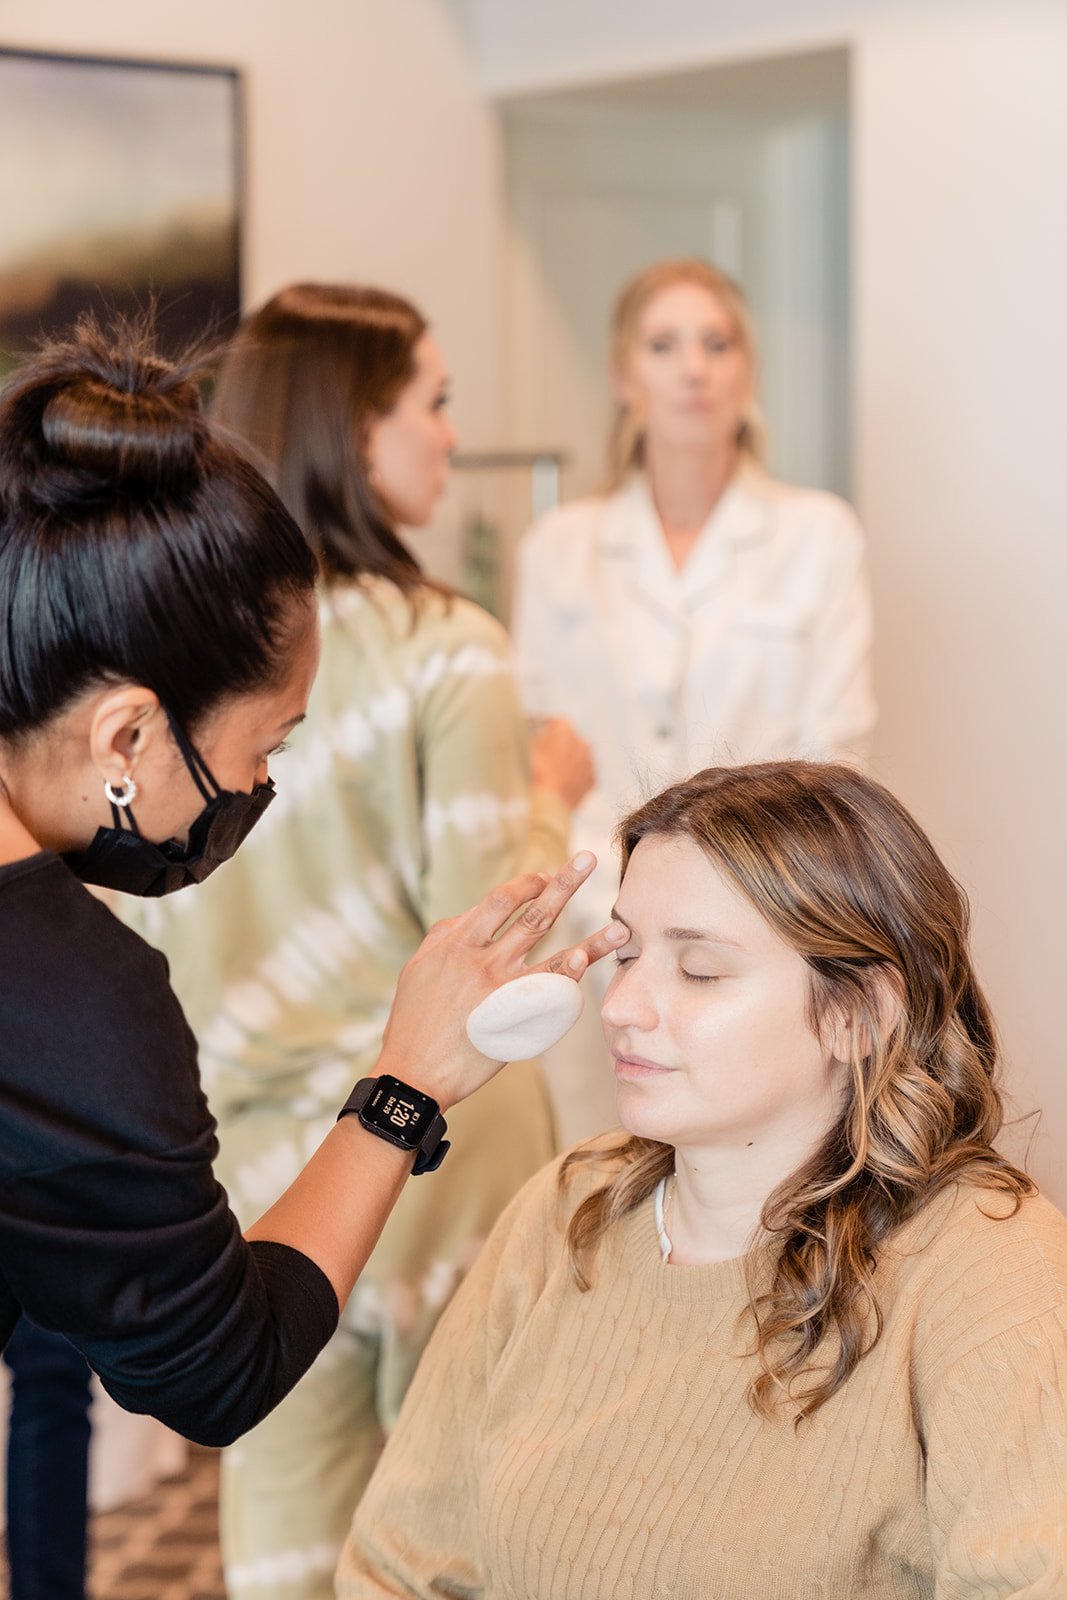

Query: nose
<box><xmin>601</xmin><ymin>958</ymin><xmax>658</xmax><ymax>1034</ymax></box>
<box><xmin>442</xmin><ymin>415</ymin><xmax>459</xmax><ymax>454</ymax></box>
<box><xmin>681</xmin><ymin>338</ymin><xmax>710</xmax><ymax>381</ymax></box>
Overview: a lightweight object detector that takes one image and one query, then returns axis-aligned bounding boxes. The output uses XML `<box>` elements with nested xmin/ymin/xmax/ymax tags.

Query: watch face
<box><xmin>362</xmin><ymin>1076</ymin><xmax>437</xmax><ymax>1146</ymax></box>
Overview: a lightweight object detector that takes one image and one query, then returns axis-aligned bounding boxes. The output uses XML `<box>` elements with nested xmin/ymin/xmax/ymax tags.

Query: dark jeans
<box><xmin>3</xmin><ymin>1318</ymin><xmax>92</xmax><ymax>1600</ymax></box>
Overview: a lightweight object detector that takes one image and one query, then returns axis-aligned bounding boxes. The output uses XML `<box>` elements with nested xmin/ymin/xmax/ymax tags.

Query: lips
<box><xmin>612</xmin><ymin>1052</ymin><xmax>675</xmax><ymax>1081</ymax></box>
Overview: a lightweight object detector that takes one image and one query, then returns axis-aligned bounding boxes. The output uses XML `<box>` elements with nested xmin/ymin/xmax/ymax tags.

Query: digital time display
<box><xmin>382</xmin><ymin>1094</ymin><xmax>415</xmax><ymax>1129</ymax></box>
<box><xmin>366</xmin><ymin>1077</ymin><xmax>435</xmax><ymax>1143</ymax></box>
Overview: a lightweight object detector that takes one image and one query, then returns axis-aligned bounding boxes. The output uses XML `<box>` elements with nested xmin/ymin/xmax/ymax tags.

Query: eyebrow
<box><xmin>278</xmin><ymin>713</ymin><xmax>306</xmax><ymax>734</ymax></box>
<box><xmin>665</xmin><ymin>926</ymin><xmax>743</xmax><ymax>948</ymax></box>
<box><xmin>644</xmin><ymin>323</ymin><xmax>733</xmax><ymax>339</ymax></box>
<box><xmin>609</xmin><ymin>910</ymin><xmax>743</xmax><ymax>949</ymax></box>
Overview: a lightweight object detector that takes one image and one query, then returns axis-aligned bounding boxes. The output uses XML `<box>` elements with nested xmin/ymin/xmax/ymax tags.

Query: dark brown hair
<box><xmin>562</xmin><ymin>761</ymin><xmax>1032</xmax><ymax>1418</ymax></box>
<box><xmin>211</xmin><ymin>282</ymin><xmax>430</xmax><ymax>591</ymax></box>
<box><xmin>0</xmin><ymin>313</ymin><xmax>316</xmax><ymax>741</ymax></box>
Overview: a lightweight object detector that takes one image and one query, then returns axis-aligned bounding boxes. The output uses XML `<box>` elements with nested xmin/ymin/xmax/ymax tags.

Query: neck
<box><xmin>667</xmin><ymin>1115</ymin><xmax>831</xmax><ymax>1266</ymax></box>
<box><xmin>0</xmin><ymin>782</ymin><xmax>46</xmax><ymax>867</ymax></box>
<box><xmin>644</xmin><ymin>442</ymin><xmax>739</xmax><ymax>559</ymax></box>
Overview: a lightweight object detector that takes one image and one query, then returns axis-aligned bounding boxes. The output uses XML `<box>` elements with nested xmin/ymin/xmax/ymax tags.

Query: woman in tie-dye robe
<box><xmin>119</xmin><ymin>284</ymin><xmax>589</xmax><ymax>1600</ymax></box>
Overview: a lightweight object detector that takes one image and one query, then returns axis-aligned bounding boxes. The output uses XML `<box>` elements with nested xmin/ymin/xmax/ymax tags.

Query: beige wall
<box><xmin>855</xmin><ymin>2</ymin><xmax>1067</xmax><ymax>1197</ymax></box>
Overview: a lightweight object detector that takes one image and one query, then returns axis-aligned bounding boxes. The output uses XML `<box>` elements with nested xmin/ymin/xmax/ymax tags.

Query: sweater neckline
<box><xmin>617</xmin><ymin>1187</ymin><xmax>776</xmax><ymax>1305</ymax></box>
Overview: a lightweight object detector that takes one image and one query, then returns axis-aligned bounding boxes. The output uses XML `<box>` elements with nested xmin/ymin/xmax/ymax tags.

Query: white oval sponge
<box><xmin>466</xmin><ymin>972</ymin><xmax>585</xmax><ymax>1062</ymax></box>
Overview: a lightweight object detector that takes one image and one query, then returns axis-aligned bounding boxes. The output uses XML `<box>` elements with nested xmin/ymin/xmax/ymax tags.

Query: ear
<box><xmin>87</xmin><ymin>686</ymin><xmax>163</xmax><ymax>787</ymax></box>
<box><xmin>827</xmin><ymin>967</ymin><xmax>905</xmax><ymax>1064</ymax></box>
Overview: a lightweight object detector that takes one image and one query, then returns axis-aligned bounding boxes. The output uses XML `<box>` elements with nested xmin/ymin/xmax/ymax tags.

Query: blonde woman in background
<box><xmin>513</xmin><ymin>259</ymin><xmax>876</xmax><ymax>1139</ymax></box>
<box><xmin>339</xmin><ymin>761</ymin><xmax>1067</xmax><ymax>1598</ymax></box>
<box><xmin>122</xmin><ymin>283</ymin><xmax>592</xmax><ymax>1600</ymax></box>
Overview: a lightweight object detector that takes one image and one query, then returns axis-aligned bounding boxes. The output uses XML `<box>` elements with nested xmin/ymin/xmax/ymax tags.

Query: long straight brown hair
<box><xmin>561</xmin><ymin>761</ymin><xmax>1032</xmax><ymax>1418</ymax></box>
<box><xmin>211</xmin><ymin>282</ymin><xmax>430</xmax><ymax>593</ymax></box>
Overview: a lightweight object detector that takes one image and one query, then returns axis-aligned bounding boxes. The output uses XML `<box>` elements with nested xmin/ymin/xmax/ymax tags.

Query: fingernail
<box><xmin>607</xmin><ymin>921</ymin><xmax>628</xmax><ymax>942</ymax></box>
<box><xmin>571</xmin><ymin>851</ymin><xmax>595</xmax><ymax>872</ymax></box>
<box><xmin>567</xmin><ymin>951</ymin><xmax>586</xmax><ymax>973</ymax></box>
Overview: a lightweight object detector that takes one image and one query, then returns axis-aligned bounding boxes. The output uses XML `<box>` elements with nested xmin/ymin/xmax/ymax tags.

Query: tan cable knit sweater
<box><xmin>338</xmin><ymin>1146</ymin><xmax>1067</xmax><ymax>1598</ymax></box>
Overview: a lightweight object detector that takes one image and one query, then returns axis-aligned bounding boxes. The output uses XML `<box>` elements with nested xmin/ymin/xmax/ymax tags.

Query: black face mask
<box><xmin>62</xmin><ymin>708</ymin><xmax>275</xmax><ymax>897</ymax></box>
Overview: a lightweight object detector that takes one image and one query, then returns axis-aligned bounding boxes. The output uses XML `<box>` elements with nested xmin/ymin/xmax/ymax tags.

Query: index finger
<box><xmin>455</xmin><ymin>869</ymin><xmax>553</xmax><ymax>945</ymax></box>
<box><xmin>492</xmin><ymin>851</ymin><xmax>597</xmax><ymax>952</ymax></box>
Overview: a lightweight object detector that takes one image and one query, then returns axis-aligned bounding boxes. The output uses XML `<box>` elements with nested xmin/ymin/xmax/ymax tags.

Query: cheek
<box><xmin>721</xmin><ymin>359</ymin><xmax>751</xmax><ymax>410</ymax></box>
<box><xmin>375</xmin><ymin>421</ymin><xmax>444</xmax><ymax>519</ymax></box>
<box><xmin>630</xmin><ymin>363</ymin><xmax>668</xmax><ymax>409</ymax></box>
<box><xmin>620</xmin><ymin>355</ymin><xmax>660</xmax><ymax>412</ymax></box>
<box><xmin>203</xmin><ymin>749</ymin><xmax>261</xmax><ymax>796</ymax></box>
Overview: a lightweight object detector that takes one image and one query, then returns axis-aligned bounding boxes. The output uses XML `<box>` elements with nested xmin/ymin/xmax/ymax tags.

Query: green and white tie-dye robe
<box><xmin>121</xmin><ymin>576</ymin><xmax>565</xmax><ymax>1396</ymax></box>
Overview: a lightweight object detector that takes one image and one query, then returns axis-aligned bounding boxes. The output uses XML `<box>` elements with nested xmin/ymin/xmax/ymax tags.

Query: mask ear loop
<box><xmin>103</xmin><ymin>774</ymin><xmax>140</xmax><ymax>834</ymax></box>
<box><xmin>162</xmin><ymin>706</ymin><xmax>220</xmax><ymax>803</ymax></box>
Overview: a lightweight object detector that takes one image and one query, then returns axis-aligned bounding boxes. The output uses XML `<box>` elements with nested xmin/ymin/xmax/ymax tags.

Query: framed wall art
<box><xmin>0</xmin><ymin>46</ymin><xmax>243</xmax><ymax>380</ymax></box>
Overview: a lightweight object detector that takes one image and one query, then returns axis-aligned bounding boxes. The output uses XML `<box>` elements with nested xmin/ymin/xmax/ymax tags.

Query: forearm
<box><xmin>245</xmin><ymin>1116</ymin><xmax>414</xmax><ymax>1311</ymax></box>
<box><xmin>251</xmin><ymin>855</ymin><xmax>619</xmax><ymax>1313</ymax></box>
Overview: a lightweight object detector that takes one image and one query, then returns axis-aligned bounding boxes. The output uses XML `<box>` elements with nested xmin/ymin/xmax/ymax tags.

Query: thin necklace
<box><xmin>655</xmin><ymin>1173</ymin><xmax>678</xmax><ymax>1262</ymax></box>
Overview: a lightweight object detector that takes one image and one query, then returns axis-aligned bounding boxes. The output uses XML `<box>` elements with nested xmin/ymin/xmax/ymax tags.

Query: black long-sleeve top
<box><xmin>0</xmin><ymin>852</ymin><xmax>339</xmax><ymax>1446</ymax></box>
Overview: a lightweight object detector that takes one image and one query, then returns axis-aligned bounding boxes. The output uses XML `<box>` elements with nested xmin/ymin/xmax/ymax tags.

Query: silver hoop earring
<box><xmin>104</xmin><ymin>773</ymin><xmax>138</xmax><ymax>808</ymax></box>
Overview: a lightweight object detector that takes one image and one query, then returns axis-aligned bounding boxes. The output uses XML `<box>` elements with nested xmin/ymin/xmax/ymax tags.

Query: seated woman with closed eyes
<box><xmin>337</xmin><ymin>760</ymin><xmax>1067</xmax><ymax>1600</ymax></box>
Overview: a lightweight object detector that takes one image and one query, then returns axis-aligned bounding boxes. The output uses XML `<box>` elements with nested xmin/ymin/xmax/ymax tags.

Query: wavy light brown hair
<box><xmin>211</xmin><ymin>282</ymin><xmax>432</xmax><ymax>595</ymax></box>
<box><xmin>608</xmin><ymin>257</ymin><xmax>766</xmax><ymax>487</ymax></box>
<box><xmin>562</xmin><ymin>761</ymin><xmax>1032</xmax><ymax>1419</ymax></box>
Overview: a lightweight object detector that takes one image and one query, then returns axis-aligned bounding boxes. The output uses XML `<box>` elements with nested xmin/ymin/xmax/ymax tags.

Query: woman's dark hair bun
<box><xmin>2</xmin><ymin>312</ymin><xmax>209</xmax><ymax>508</ymax></box>
<box><xmin>0</xmin><ymin>309</ymin><xmax>317</xmax><ymax>742</ymax></box>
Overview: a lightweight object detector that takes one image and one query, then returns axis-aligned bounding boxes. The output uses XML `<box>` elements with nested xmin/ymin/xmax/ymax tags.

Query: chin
<box><xmin>615</xmin><ymin>1092</ymin><xmax>680</xmax><ymax>1147</ymax></box>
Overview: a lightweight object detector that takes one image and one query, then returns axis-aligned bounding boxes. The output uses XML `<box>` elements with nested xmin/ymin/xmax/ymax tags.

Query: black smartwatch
<box><xmin>337</xmin><ymin>1075</ymin><xmax>450</xmax><ymax>1175</ymax></box>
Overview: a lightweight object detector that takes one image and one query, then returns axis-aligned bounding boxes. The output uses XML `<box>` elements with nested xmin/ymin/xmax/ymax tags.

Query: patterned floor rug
<box><xmin>0</xmin><ymin>1444</ymin><xmax>225</xmax><ymax>1600</ymax></box>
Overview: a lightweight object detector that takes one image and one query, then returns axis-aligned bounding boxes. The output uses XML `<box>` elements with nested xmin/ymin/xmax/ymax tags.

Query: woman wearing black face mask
<box><xmin>0</xmin><ymin>318</ymin><xmax>621</xmax><ymax>1449</ymax></box>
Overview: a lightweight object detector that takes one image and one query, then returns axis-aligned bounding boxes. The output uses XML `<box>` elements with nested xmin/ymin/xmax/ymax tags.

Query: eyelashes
<box><xmin>612</xmin><ymin>953</ymin><xmax>719</xmax><ymax>984</ymax></box>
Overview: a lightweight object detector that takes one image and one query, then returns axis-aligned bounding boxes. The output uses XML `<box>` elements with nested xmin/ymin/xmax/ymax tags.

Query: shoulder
<box><xmin>888</xmin><ymin>1182</ymin><xmax>1067</xmax><ymax>1373</ymax></box>
<box><xmin>487</xmin><ymin>1134</ymin><xmax>630</xmax><ymax>1267</ymax></box>
<box><xmin>0</xmin><ymin>853</ymin><xmax>173</xmax><ymax>1003</ymax></box>
<box><xmin>418</xmin><ymin>591</ymin><xmax>511</xmax><ymax>659</ymax></box>
<box><xmin>746</xmin><ymin>470</ymin><xmax>865</xmax><ymax>550</ymax></box>
<box><xmin>517</xmin><ymin>493</ymin><xmax>636</xmax><ymax>614</ymax></box>
<box><xmin>448</xmin><ymin>1137</ymin><xmax>627</xmax><ymax>1354</ymax></box>
<box><xmin>0</xmin><ymin>858</ymin><xmax>205</xmax><ymax>1171</ymax></box>
<box><xmin>324</xmin><ymin>576</ymin><xmax>510</xmax><ymax>661</ymax></box>
<box><xmin>522</xmin><ymin>493</ymin><xmax>619</xmax><ymax>557</ymax></box>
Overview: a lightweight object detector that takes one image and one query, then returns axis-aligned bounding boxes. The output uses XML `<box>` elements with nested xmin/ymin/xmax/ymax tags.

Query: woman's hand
<box><xmin>529</xmin><ymin>717</ymin><xmax>595</xmax><ymax>811</ymax></box>
<box><xmin>376</xmin><ymin>853</ymin><xmax>626</xmax><ymax>1110</ymax></box>
<box><xmin>250</xmin><ymin>855</ymin><xmax>625</xmax><ymax>1311</ymax></box>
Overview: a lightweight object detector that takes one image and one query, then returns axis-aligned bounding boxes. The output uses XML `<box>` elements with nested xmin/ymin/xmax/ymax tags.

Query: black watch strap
<box><xmin>337</xmin><ymin>1075</ymin><xmax>450</xmax><ymax>1176</ymax></box>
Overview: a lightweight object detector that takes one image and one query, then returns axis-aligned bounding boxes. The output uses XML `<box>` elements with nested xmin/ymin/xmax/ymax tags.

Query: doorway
<box><xmin>500</xmin><ymin>47</ymin><xmax>852</xmax><ymax>505</ymax></box>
